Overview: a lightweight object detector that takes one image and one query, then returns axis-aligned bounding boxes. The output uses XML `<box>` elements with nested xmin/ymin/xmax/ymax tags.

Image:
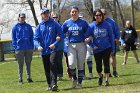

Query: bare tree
<box><xmin>83</xmin><ymin>0</ymin><xmax>94</xmax><ymax>21</ymax></box>
<box><xmin>27</xmin><ymin>0</ymin><xmax>38</xmax><ymax>25</ymax></box>
<box><xmin>116</xmin><ymin>0</ymin><xmax>125</xmax><ymax>27</ymax></box>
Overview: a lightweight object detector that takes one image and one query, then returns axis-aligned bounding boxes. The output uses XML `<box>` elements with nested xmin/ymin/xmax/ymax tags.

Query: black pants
<box><xmin>94</xmin><ymin>48</ymin><xmax>111</xmax><ymax>73</ymax></box>
<box><xmin>56</xmin><ymin>50</ymin><xmax>63</xmax><ymax>77</ymax></box>
<box><xmin>42</xmin><ymin>52</ymin><xmax>57</xmax><ymax>87</ymax></box>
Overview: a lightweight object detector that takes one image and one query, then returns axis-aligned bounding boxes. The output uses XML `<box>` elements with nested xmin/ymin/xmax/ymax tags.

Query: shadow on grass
<box><xmin>119</xmin><ymin>73</ymin><xmax>140</xmax><ymax>77</ymax></box>
<box><xmin>109</xmin><ymin>80</ymin><xmax>140</xmax><ymax>86</ymax></box>
<box><xmin>61</xmin><ymin>85</ymin><xmax>100</xmax><ymax>91</ymax></box>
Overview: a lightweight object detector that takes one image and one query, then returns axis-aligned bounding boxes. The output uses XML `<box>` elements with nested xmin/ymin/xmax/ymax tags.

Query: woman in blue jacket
<box><xmin>12</xmin><ymin>13</ymin><xmax>34</xmax><ymax>84</ymax></box>
<box><xmin>34</xmin><ymin>7</ymin><xmax>63</xmax><ymax>91</ymax></box>
<box><xmin>62</xmin><ymin>6</ymin><xmax>89</xmax><ymax>88</ymax></box>
<box><xmin>85</xmin><ymin>9</ymin><xmax>115</xmax><ymax>86</ymax></box>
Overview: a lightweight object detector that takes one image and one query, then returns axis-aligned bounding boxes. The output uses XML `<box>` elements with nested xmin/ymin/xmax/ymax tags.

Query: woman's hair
<box><xmin>93</xmin><ymin>9</ymin><xmax>104</xmax><ymax>21</ymax></box>
<box><xmin>71</xmin><ymin>6</ymin><xmax>79</xmax><ymax>12</ymax></box>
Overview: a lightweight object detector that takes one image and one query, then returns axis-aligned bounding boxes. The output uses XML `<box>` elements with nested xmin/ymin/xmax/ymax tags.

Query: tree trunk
<box><xmin>83</xmin><ymin>0</ymin><xmax>94</xmax><ymax>21</ymax></box>
<box><xmin>116</xmin><ymin>0</ymin><xmax>125</xmax><ymax>27</ymax></box>
<box><xmin>27</xmin><ymin>0</ymin><xmax>39</xmax><ymax>26</ymax></box>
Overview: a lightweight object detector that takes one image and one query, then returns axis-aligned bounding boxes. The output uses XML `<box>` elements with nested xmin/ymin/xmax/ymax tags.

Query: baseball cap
<box><xmin>41</xmin><ymin>7</ymin><xmax>50</xmax><ymax>14</ymax></box>
<box><xmin>19</xmin><ymin>13</ymin><xmax>26</xmax><ymax>18</ymax></box>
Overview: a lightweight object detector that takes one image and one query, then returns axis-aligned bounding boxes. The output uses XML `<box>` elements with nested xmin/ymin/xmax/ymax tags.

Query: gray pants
<box><xmin>68</xmin><ymin>42</ymin><xmax>87</xmax><ymax>70</ymax></box>
<box><xmin>15</xmin><ymin>50</ymin><xmax>33</xmax><ymax>80</ymax></box>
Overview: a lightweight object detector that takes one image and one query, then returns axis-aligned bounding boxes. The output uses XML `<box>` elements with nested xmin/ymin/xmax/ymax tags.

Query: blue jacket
<box><xmin>34</xmin><ymin>18</ymin><xmax>63</xmax><ymax>55</ymax></box>
<box><xmin>12</xmin><ymin>22</ymin><xmax>34</xmax><ymax>50</ymax></box>
<box><xmin>62</xmin><ymin>18</ymin><xmax>89</xmax><ymax>43</ymax></box>
<box><xmin>105</xmin><ymin>17</ymin><xmax>120</xmax><ymax>40</ymax></box>
<box><xmin>55</xmin><ymin>22</ymin><xmax>64</xmax><ymax>51</ymax></box>
<box><xmin>86</xmin><ymin>21</ymin><xmax>115</xmax><ymax>54</ymax></box>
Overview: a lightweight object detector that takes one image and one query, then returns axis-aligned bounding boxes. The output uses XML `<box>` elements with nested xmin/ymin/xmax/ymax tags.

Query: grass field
<box><xmin>0</xmin><ymin>50</ymin><xmax>140</xmax><ymax>93</ymax></box>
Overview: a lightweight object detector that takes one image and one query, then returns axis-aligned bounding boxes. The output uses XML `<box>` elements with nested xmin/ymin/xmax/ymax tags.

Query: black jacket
<box><xmin>121</xmin><ymin>25</ymin><xmax>137</xmax><ymax>43</ymax></box>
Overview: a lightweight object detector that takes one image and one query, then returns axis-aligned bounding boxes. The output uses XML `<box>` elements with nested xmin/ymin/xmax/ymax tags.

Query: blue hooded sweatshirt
<box><xmin>105</xmin><ymin>17</ymin><xmax>120</xmax><ymax>40</ymax></box>
<box><xmin>12</xmin><ymin>22</ymin><xmax>34</xmax><ymax>50</ymax></box>
<box><xmin>86</xmin><ymin>21</ymin><xmax>115</xmax><ymax>54</ymax></box>
<box><xmin>34</xmin><ymin>18</ymin><xmax>63</xmax><ymax>55</ymax></box>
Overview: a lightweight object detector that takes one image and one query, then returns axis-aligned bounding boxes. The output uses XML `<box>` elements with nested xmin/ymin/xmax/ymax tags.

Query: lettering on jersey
<box><xmin>72</xmin><ymin>31</ymin><xmax>79</xmax><ymax>36</ymax></box>
<box><xmin>94</xmin><ymin>28</ymin><xmax>107</xmax><ymax>38</ymax></box>
<box><xmin>48</xmin><ymin>27</ymin><xmax>52</xmax><ymax>31</ymax></box>
<box><xmin>68</xmin><ymin>27</ymin><xmax>82</xmax><ymax>30</ymax></box>
<box><xmin>68</xmin><ymin>27</ymin><xmax>82</xmax><ymax>36</ymax></box>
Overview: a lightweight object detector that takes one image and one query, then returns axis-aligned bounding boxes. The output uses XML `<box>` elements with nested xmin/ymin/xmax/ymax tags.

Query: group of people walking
<box><xmin>11</xmin><ymin>6</ymin><xmax>140</xmax><ymax>91</ymax></box>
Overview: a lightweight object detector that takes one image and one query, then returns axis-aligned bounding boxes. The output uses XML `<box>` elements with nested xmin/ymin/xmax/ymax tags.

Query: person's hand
<box><xmin>134</xmin><ymin>42</ymin><xmax>139</xmax><ymax>46</ymax></box>
<box><xmin>110</xmin><ymin>52</ymin><xmax>114</xmax><ymax>56</ymax></box>
<box><xmin>49</xmin><ymin>44</ymin><xmax>55</xmax><ymax>49</ymax></box>
<box><xmin>122</xmin><ymin>43</ymin><xmax>126</xmax><ymax>47</ymax></box>
<box><xmin>115</xmin><ymin>39</ymin><xmax>119</xmax><ymax>44</ymax></box>
<box><xmin>93</xmin><ymin>46</ymin><xmax>98</xmax><ymax>50</ymax></box>
<box><xmin>37</xmin><ymin>46</ymin><xmax>43</xmax><ymax>51</ymax></box>
<box><xmin>56</xmin><ymin>36</ymin><xmax>60</xmax><ymax>41</ymax></box>
<box><xmin>85</xmin><ymin>36</ymin><xmax>93</xmax><ymax>43</ymax></box>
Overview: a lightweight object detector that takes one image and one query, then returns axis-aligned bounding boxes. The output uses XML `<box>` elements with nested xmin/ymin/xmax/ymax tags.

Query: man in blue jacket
<box><xmin>101</xmin><ymin>9</ymin><xmax>120</xmax><ymax>77</ymax></box>
<box><xmin>12</xmin><ymin>13</ymin><xmax>34</xmax><ymax>84</ymax></box>
<box><xmin>34</xmin><ymin>7</ymin><xmax>63</xmax><ymax>91</ymax></box>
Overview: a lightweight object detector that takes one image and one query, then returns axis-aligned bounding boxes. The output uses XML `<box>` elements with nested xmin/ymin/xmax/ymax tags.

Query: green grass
<box><xmin>0</xmin><ymin>50</ymin><xmax>140</xmax><ymax>93</ymax></box>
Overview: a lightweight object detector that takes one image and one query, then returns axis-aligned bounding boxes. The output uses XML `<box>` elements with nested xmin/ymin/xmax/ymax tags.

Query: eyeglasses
<box><xmin>95</xmin><ymin>14</ymin><xmax>102</xmax><ymax>17</ymax></box>
<box><xmin>53</xmin><ymin>17</ymin><xmax>58</xmax><ymax>19</ymax></box>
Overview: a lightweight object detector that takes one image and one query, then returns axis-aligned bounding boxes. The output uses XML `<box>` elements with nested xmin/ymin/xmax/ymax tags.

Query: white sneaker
<box><xmin>122</xmin><ymin>62</ymin><xmax>126</xmax><ymax>65</ymax></box>
<box><xmin>89</xmin><ymin>73</ymin><xmax>93</xmax><ymax>79</ymax></box>
<box><xmin>77</xmin><ymin>83</ymin><xmax>82</xmax><ymax>89</ymax></box>
<box><xmin>72</xmin><ymin>80</ymin><xmax>77</xmax><ymax>88</ymax></box>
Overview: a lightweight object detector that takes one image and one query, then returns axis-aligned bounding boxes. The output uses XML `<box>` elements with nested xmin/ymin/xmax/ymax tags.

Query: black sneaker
<box><xmin>18</xmin><ymin>79</ymin><xmax>23</xmax><ymax>85</ymax></box>
<box><xmin>98</xmin><ymin>74</ymin><xmax>103</xmax><ymax>86</ymax></box>
<box><xmin>51</xmin><ymin>85</ymin><xmax>58</xmax><ymax>91</ymax></box>
<box><xmin>27</xmin><ymin>78</ymin><xmax>33</xmax><ymax>83</ymax></box>
<box><xmin>113</xmin><ymin>71</ymin><xmax>119</xmax><ymax>77</ymax></box>
<box><xmin>104</xmin><ymin>81</ymin><xmax>109</xmax><ymax>86</ymax></box>
<box><xmin>109</xmin><ymin>73</ymin><xmax>112</xmax><ymax>77</ymax></box>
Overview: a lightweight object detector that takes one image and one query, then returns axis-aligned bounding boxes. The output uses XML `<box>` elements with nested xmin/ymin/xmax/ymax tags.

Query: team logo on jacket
<box><xmin>126</xmin><ymin>30</ymin><xmax>132</xmax><ymax>34</ymax></box>
<box><xmin>48</xmin><ymin>27</ymin><xmax>52</xmax><ymax>31</ymax></box>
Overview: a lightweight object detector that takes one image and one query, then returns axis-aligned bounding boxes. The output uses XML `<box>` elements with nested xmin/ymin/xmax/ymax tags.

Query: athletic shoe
<box><xmin>113</xmin><ymin>71</ymin><xmax>119</xmax><ymax>77</ymax></box>
<box><xmin>89</xmin><ymin>73</ymin><xmax>93</xmax><ymax>79</ymax></box>
<box><xmin>18</xmin><ymin>79</ymin><xmax>23</xmax><ymax>85</ymax></box>
<box><xmin>58</xmin><ymin>77</ymin><xmax>63</xmax><ymax>80</ymax></box>
<box><xmin>122</xmin><ymin>62</ymin><xmax>126</xmax><ymax>65</ymax></box>
<box><xmin>77</xmin><ymin>83</ymin><xmax>82</xmax><ymax>89</ymax></box>
<box><xmin>104</xmin><ymin>81</ymin><xmax>109</xmax><ymax>86</ymax></box>
<box><xmin>72</xmin><ymin>80</ymin><xmax>77</xmax><ymax>88</ymax></box>
<box><xmin>98</xmin><ymin>74</ymin><xmax>103</xmax><ymax>86</ymax></box>
<box><xmin>137</xmin><ymin>61</ymin><xmax>140</xmax><ymax>64</ymax></box>
<box><xmin>109</xmin><ymin>73</ymin><xmax>112</xmax><ymax>77</ymax></box>
<box><xmin>47</xmin><ymin>86</ymin><xmax>52</xmax><ymax>91</ymax></box>
<box><xmin>27</xmin><ymin>78</ymin><xmax>33</xmax><ymax>83</ymax></box>
<box><xmin>51</xmin><ymin>85</ymin><xmax>58</xmax><ymax>91</ymax></box>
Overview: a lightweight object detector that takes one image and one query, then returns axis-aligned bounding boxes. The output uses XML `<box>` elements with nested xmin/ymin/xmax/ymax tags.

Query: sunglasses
<box><xmin>95</xmin><ymin>14</ymin><xmax>102</xmax><ymax>17</ymax></box>
<box><xmin>53</xmin><ymin>17</ymin><xmax>58</xmax><ymax>19</ymax></box>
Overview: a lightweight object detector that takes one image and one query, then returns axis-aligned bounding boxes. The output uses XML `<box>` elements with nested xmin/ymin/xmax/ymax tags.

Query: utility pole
<box><xmin>131</xmin><ymin>0</ymin><xmax>135</xmax><ymax>27</ymax></box>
